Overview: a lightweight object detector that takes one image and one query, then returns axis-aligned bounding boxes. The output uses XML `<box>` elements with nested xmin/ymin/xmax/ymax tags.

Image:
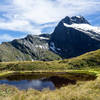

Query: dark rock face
<box><xmin>50</xmin><ymin>16</ymin><xmax>100</xmax><ymax>58</ymax></box>
<box><xmin>61</xmin><ymin>16</ymin><xmax>90</xmax><ymax>25</ymax></box>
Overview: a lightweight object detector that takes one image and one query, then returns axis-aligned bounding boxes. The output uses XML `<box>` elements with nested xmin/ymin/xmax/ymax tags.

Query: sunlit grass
<box><xmin>0</xmin><ymin>49</ymin><xmax>100</xmax><ymax>72</ymax></box>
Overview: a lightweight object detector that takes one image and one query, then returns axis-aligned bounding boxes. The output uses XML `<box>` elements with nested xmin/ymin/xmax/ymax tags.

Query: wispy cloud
<box><xmin>0</xmin><ymin>34</ymin><xmax>14</xmax><ymax>41</ymax></box>
<box><xmin>0</xmin><ymin>33</ymin><xmax>25</xmax><ymax>43</ymax></box>
<box><xmin>0</xmin><ymin>0</ymin><xmax>100</xmax><ymax>36</ymax></box>
<box><xmin>0</xmin><ymin>34</ymin><xmax>19</xmax><ymax>43</ymax></box>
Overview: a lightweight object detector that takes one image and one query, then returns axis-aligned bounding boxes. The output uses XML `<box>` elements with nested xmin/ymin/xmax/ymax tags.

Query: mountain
<box><xmin>0</xmin><ymin>34</ymin><xmax>61</xmax><ymax>62</ymax></box>
<box><xmin>49</xmin><ymin>16</ymin><xmax>100</xmax><ymax>58</ymax></box>
<box><xmin>0</xmin><ymin>16</ymin><xmax>100</xmax><ymax>62</ymax></box>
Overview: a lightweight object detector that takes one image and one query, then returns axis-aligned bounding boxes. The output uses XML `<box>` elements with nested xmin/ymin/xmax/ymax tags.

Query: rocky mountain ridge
<box><xmin>0</xmin><ymin>16</ymin><xmax>100</xmax><ymax>61</ymax></box>
<box><xmin>0</xmin><ymin>34</ymin><xmax>61</xmax><ymax>61</ymax></box>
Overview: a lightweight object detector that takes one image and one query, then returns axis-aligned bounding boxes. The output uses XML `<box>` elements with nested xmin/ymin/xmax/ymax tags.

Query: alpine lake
<box><xmin>0</xmin><ymin>72</ymin><xmax>96</xmax><ymax>91</ymax></box>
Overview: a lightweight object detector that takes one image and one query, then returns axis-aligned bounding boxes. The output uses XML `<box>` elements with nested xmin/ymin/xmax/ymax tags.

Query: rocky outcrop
<box><xmin>0</xmin><ymin>34</ymin><xmax>61</xmax><ymax>62</ymax></box>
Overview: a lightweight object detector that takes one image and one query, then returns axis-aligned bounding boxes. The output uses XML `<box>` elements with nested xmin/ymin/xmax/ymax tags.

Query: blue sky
<box><xmin>0</xmin><ymin>0</ymin><xmax>100</xmax><ymax>43</ymax></box>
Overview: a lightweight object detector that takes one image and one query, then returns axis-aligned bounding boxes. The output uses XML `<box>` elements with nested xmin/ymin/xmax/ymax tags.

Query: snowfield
<box><xmin>63</xmin><ymin>23</ymin><xmax>100</xmax><ymax>41</ymax></box>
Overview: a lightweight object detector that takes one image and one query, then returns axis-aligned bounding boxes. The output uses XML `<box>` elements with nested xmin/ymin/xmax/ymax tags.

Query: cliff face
<box><xmin>49</xmin><ymin>16</ymin><xmax>100</xmax><ymax>58</ymax></box>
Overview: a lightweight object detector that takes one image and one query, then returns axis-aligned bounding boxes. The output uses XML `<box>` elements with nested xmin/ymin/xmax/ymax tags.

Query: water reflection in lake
<box><xmin>0</xmin><ymin>79</ymin><xmax>55</xmax><ymax>90</ymax></box>
<box><xmin>0</xmin><ymin>72</ymin><xmax>96</xmax><ymax>90</ymax></box>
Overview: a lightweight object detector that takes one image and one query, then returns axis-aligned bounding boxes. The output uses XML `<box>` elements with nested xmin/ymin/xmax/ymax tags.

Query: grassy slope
<box><xmin>0</xmin><ymin>43</ymin><xmax>32</xmax><ymax>62</ymax></box>
<box><xmin>0</xmin><ymin>49</ymin><xmax>100</xmax><ymax>72</ymax></box>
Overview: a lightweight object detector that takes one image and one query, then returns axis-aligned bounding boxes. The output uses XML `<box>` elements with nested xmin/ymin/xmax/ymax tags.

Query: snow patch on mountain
<box><xmin>63</xmin><ymin>23</ymin><xmax>100</xmax><ymax>41</ymax></box>
<box><xmin>57</xmin><ymin>48</ymin><xmax>61</xmax><ymax>51</ymax></box>
<box><xmin>35</xmin><ymin>44</ymin><xmax>48</xmax><ymax>49</ymax></box>
<box><xmin>63</xmin><ymin>23</ymin><xmax>100</xmax><ymax>33</ymax></box>
<box><xmin>50</xmin><ymin>42</ymin><xmax>57</xmax><ymax>53</ymax></box>
<box><xmin>39</xmin><ymin>37</ymin><xmax>49</xmax><ymax>40</ymax></box>
<box><xmin>76</xmin><ymin>16</ymin><xmax>81</xmax><ymax>18</ymax></box>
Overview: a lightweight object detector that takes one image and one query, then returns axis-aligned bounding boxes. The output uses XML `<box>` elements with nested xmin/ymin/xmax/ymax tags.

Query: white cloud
<box><xmin>0</xmin><ymin>34</ymin><xmax>25</xmax><ymax>43</ymax></box>
<box><xmin>0</xmin><ymin>34</ymin><xmax>15</xmax><ymax>42</ymax></box>
<box><xmin>0</xmin><ymin>0</ymin><xmax>100</xmax><ymax>34</ymax></box>
<box><xmin>0</xmin><ymin>19</ymin><xmax>37</xmax><ymax>33</ymax></box>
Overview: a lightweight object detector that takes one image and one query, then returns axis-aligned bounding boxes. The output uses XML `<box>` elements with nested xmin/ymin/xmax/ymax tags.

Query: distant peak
<box><xmin>61</xmin><ymin>16</ymin><xmax>90</xmax><ymax>25</ymax></box>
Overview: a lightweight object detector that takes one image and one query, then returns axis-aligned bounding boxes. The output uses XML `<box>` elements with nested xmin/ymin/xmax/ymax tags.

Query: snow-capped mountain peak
<box><xmin>50</xmin><ymin>16</ymin><xmax>100</xmax><ymax>58</ymax></box>
<box><xmin>61</xmin><ymin>16</ymin><xmax>90</xmax><ymax>25</ymax></box>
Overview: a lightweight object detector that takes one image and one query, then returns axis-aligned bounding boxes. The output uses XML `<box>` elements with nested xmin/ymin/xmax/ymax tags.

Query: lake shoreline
<box><xmin>0</xmin><ymin>69</ymin><xmax>98</xmax><ymax>77</ymax></box>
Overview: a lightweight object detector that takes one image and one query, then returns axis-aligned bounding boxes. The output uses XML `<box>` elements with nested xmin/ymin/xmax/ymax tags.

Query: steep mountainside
<box><xmin>0</xmin><ymin>16</ymin><xmax>100</xmax><ymax>62</ymax></box>
<box><xmin>50</xmin><ymin>16</ymin><xmax>100</xmax><ymax>58</ymax></box>
<box><xmin>0</xmin><ymin>34</ymin><xmax>61</xmax><ymax>62</ymax></box>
